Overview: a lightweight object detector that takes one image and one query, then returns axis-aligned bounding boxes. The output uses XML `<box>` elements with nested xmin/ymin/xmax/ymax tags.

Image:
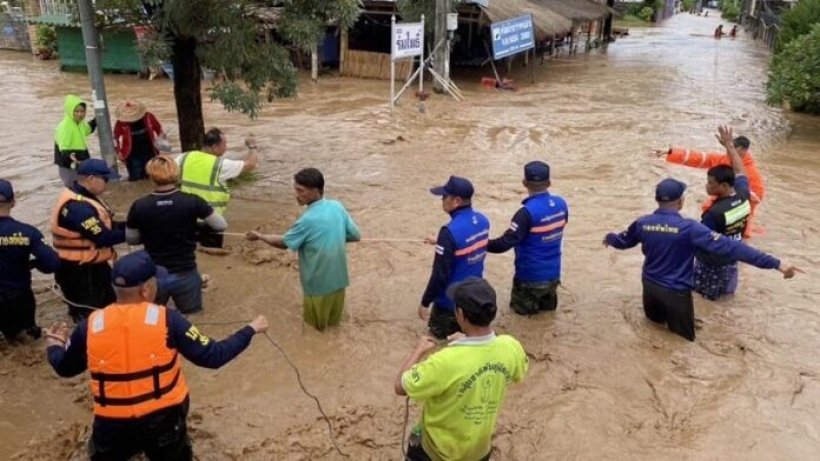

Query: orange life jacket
<box><xmin>50</xmin><ymin>188</ymin><xmax>116</xmax><ymax>264</ymax></box>
<box><xmin>87</xmin><ymin>302</ymin><xmax>189</xmax><ymax>419</ymax></box>
<box><xmin>667</xmin><ymin>148</ymin><xmax>765</xmax><ymax>238</ymax></box>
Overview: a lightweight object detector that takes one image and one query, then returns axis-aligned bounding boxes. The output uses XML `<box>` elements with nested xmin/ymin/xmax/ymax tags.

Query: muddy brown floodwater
<box><xmin>2</xmin><ymin>12</ymin><xmax>820</xmax><ymax>461</ymax></box>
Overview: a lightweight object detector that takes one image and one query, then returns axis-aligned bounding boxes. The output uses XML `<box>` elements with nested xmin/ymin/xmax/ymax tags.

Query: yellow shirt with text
<box><xmin>402</xmin><ymin>334</ymin><xmax>528</xmax><ymax>461</ymax></box>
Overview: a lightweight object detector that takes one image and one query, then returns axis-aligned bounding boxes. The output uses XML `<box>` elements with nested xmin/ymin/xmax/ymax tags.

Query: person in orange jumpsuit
<box><xmin>653</xmin><ymin>136</ymin><xmax>764</xmax><ymax>238</ymax></box>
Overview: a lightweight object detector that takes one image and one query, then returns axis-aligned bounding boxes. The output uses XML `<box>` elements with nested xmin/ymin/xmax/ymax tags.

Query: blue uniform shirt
<box><xmin>422</xmin><ymin>206</ymin><xmax>490</xmax><ymax>310</ymax></box>
<box><xmin>0</xmin><ymin>216</ymin><xmax>60</xmax><ymax>294</ymax></box>
<box><xmin>606</xmin><ymin>208</ymin><xmax>780</xmax><ymax>291</ymax></box>
<box><xmin>488</xmin><ymin>192</ymin><xmax>568</xmax><ymax>283</ymax></box>
<box><xmin>47</xmin><ymin>307</ymin><xmax>255</xmax><ymax>377</ymax></box>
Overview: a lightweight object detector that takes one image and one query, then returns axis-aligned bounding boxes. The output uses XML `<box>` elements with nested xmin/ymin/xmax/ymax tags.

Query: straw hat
<box><xmin>115</xmin><ymin>100</ymin><xmax>147</xmax><ymax>123</ymax></box>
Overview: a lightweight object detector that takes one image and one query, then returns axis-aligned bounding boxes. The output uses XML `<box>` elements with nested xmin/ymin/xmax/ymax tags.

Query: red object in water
<box><xmin>481</xmin><ymin>77</ymin><xmax>497</xmax><ymax>89</ymax></box>
<box><xmin>415</xmin><ymin>90</ymin><xmax>430</xmax><ymax>101</ymax></box>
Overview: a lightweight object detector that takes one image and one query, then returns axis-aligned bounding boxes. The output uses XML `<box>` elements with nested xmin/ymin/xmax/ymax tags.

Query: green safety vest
<box><xmin>179</xmin><ymin>151</ymin><xmax>231</xmax><ymax>215</ymax></box>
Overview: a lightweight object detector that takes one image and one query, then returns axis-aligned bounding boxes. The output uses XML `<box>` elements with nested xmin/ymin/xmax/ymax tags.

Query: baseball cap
<box><xmin>0</xmin><ymin>179</ymin><xmax>13</xmax><ymax>202</ymax></box>
<box><xmin>655</xmin><ymin>178</ymin><xmax>687</xmax><ymax>202</ymax></box>
<box><xmin>112</xmin><ymin>250</ymin><xmax>168</xmax><ymax>288</ymax></box>
<box><xmin>77</xmin><ymin>159</ymin><xmax>115</xmax><ymax>180</ymax></box>
<box><xmin>524</xmin><ymin>161</ymin><xmax>550</xmax><ymax>182</ymax></box>
<box><xmin>430</xmin><ymin>175</ymin><xmax>474</xmax><ymax>199</ymax></box>
<box><xmin>446</xmin><ymin>277</ymin><xmax>497</xmax><ymax>315</ymax></box>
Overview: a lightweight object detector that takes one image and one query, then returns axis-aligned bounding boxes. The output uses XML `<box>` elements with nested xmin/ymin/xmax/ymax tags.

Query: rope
<box><xmin>712</xmin><ymin>32</ymin><xmax>720</xmax><ymax>127</ymax></box>
<box><xmin>401</xmin><ymin>396</ymin><xmax>411</xmax><ymax>458</ymax></box>
<box><xmin>262</xmin><ymin>332</ymin><xmax>348</xmax><ymax>457</ymax></box>
<box><xmin>49</xmin><ymin>284</ymin><xmax>101</xmax><ymax>311</ymax></box>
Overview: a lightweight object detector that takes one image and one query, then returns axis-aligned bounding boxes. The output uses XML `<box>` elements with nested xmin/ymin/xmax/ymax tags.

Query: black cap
<box><xmin>655</xmin><ymin>178</ymin><xmax>687</xmax><ymax>202</ymax></box>
<box><xmin>77</xmin><ymin>159</ymin><xmax>115</xmax><ymax>180</ymax></box>
<box><xmin>430</xmin><ymin>175</ymin><xmax>474</xmax><ymax>199</ymax></box>
<box><xmin>524</xmin><ymin>161</ymin><xmax>550</xmax><ymax>182</ymax></box>
<box><xmin>446</xmin><ymin>277</ymin><xmax>497</xmax><ymax>314</ymax></box>
<box><xmin>0</xmin><ymin>179</ymin><xmax>13</xmax><ymax>202</ymax></box>
<box><xmin>112</xmin><ymin>250</ymin><xmax>168</xmax><ymax>288</ymax></box>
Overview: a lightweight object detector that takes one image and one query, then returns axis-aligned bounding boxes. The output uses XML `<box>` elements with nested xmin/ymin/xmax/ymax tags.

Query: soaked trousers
<box><xmin>0</xmin><ymin>288</ymin><xmax>38</xmax><ymax>339</ymax></box>
<box><xmin>89</xmin><ymin>400</ymin><xmax>192</xmax><ymax>461</ymax></box>
<box><xmin>427</xmin><ymin>305</ymin><xmax>461</xmax><ymax>340</ymax></box>
<box><xmin>510</xmin><ymin>279</ymin><xmax>559</xmax><ymax>315</ymax></box>
<box><xmin>642</xmin><ymin>279</ymin><xmax>695</xmax><ymax>341</ymax></box>
<box><xmin>55</xmin><ymin>261</ymin><xmax>116</xmax><ymax>322</ymax></box>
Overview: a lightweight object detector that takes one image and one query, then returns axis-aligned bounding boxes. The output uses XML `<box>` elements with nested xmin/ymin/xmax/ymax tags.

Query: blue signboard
<box><xmin>490</xmin><ymin>14</ymin><xmax>535</xmax><ymax>60</ymax></box>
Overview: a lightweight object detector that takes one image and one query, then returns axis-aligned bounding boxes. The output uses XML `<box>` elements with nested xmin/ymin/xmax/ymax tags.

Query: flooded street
<box><xmin>2</xmin><ymin>11</ymin><xmax>820</xmax><ymax>460</ymax></box>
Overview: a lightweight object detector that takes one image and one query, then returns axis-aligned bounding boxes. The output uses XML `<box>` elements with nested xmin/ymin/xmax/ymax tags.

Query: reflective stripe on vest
<box><xmin>515</xmin><ymin>193</ymin><xmax>567</xmax><ymax>283</ymax></box>
<box><xmin>87</xmin><ymin>303</ymin><xmax>189</xmax><ymax>419</ymax></box>
<box><xmin>50</xmin><ymin>188</ymin><xmax>116</xmax><ymax>264</ymax></box>
<box><xmin>179</xmin><ymin>151</ymin><xmax>231</xmax><ymax>214</ymax></box>
<box><xmin>434</xmin><ymin>208</ymin><xmax>490</xmax><ymax>310</ymax></box>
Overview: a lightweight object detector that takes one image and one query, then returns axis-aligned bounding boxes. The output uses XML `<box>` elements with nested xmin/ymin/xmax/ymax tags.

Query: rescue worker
<box><xmin>176</xmin><ymin>128</ymin><xmax>259</xmax><ymax>247</ymax></box>
<box><xmin>419</xmin><ymin>176</ymin><xmax>490</xmax><ymax>339</ymax></box>
<box><xmin>127</xmin><ymin>156</ymin><xmax>228</xmax><ymax>314</ymax></box>
<box><xmin>51</xmin><ymin>159</ymin><xmax>125</xmax><ymax>322</ymax></box>
<box><xmin>653</xmin><ymin>135</ymin><xmax>764</xmax><ymax>238</ymax></box>
<box><xmin>0</xmin><ymin>179</ymin><xmax>60</xmax><ymax>340</ymax></box>
<box><xmin>396</xmin><ymin>278</ymin><xmax>528</xmax><ymax>461</ymax></box>
<box><xmin>603</xmin><ymin>177</ymin><xmax>801</xmax><ymax>341</ymax></box>
<box><xmin>54</xmin><ymin>94</ymin><xmax>97</xmax><ymax>187</ymax></box>
<box><xmin>694</xmin><ymin>125</ymin><xmax>752</xmax><ymax>300</ymax></box>
<box><xmin>487</xmin><ymin>161</ymin><xmax>569</xmax><ymax>315</ymax></box>
<box><xmin>45</xmin><ymin>250</ymin><xmax>269</xmax><ymax>461</ymax></box>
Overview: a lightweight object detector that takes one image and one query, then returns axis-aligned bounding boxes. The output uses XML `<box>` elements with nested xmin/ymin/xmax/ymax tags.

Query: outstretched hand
<box><xmin>716</xmin><ymin>125</ymin><xmax>733</xmax><ymax>147</ymax></box>
<box><xmin>779</xmin><ymin>262</ymin><xmax>805</xmax><ymax>279</ymax></box>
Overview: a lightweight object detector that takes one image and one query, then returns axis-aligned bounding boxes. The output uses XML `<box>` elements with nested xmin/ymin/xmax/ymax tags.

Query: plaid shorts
<box><xmin>694</xmin><ymin>260</ymin><xmax>738</xmax><ymax>301</ymax></box>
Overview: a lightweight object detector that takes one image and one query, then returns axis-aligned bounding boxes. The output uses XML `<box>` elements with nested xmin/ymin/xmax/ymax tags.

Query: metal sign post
<box><xmin>390</xmin><ymin>16</ymin><xmax>425</xmax><ymax>108</ymax></box>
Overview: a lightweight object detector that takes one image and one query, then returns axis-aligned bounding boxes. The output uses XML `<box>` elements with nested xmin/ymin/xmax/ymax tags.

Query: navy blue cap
<box><xmin>112</xmin><ymin>250</ymin><xmax>168</xmax><ymax>288</ymax></box>
<box><xmin>524</xmin><ymin>161</ymin><xmax>550</xmax><ymax>182</ymax></box>
<box><xmin>446</xmin><ymin>277</ymin><xmax>497</xmax><ymax>313</ymax></box>
<box><xmin>0</xmin><ymin>179</ymin><xmax>13</xmax><ymax>202</ymax></box>
<box><xmin>77</xmin><ymin>159</ymin><xmax>114</xmax><ymax>180</ymax></box>
<box><xmin>655</xmin><ymin>178</ymin><xmax>687</xmax><ymax>202</ymax></box>
<box><xmin>430</xmin><ymin>175</ymin><xmax>474</xmax><ymax>199</ymax></box>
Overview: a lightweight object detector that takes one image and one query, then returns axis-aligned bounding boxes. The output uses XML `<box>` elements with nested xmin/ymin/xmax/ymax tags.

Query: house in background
<box><xmin>741</xmin><ymin>0</ymin><xmax>795</xmax><ymax>48</ymax></box>
<box><xmin>25</xmin><ymin>0</ymin><xmax>141</xmax><ymax>72</ymax></box>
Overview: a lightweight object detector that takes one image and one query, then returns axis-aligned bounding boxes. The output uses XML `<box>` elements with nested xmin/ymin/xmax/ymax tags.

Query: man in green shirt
<box><xmin>395</xmin><ymin>278</ymin><xmax>529</xmax><ymax>461</ymax></box>
<box><xmin>247</xmin><ymin>168</ymin><xmax>360</xmax><ymax>330</ymax></box>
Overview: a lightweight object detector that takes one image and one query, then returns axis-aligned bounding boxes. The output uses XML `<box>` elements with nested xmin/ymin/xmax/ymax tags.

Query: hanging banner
<box><xmin>490</xmin><ymin>14</ymin><xmax>535</xmax><ymax>60</ymax></box>
<box><xmin>391</xmin><ymin>21</ymin><xmax>424</xmax><ymax>61</ymax></box>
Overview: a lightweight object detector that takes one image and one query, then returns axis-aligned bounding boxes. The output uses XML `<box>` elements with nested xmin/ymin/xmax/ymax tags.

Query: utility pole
<box><xmin>433</xmin><ymin>0</ymin><xmax>451</xmax><ymax>93</ymax></box>
<box><xmin>77</xmin><ymin>0</ymin><xmax>118</xmax><ymax>177</ymax></box>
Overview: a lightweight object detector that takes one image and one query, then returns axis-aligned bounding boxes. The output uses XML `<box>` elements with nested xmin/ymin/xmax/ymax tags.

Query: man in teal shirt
<box><xmin>247</xmin><ymin>168</ymin><xmax>360</xmax><ymax>330</ymax></box>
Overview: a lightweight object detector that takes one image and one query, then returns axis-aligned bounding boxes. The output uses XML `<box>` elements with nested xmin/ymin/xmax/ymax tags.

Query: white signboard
<box><xmin>392</xmin><ymin>21</ymin><xmax>424</xmax><ymax>61</ymax></box>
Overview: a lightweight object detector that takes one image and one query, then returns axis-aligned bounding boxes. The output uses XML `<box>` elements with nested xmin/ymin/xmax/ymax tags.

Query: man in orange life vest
<box><xmin>45</xmin><ymin>250</ymin><xmax>269</xmax><ymax>461</ymax></box>
<box><xmin>653</xmin><ymin>135</ymin><xmax>764</xmax><ymax>238</ymax></box>
<box><xmin>51</xmin><ymin>159</ymin><xmax>125</xmax><ymax>322</ymax></box>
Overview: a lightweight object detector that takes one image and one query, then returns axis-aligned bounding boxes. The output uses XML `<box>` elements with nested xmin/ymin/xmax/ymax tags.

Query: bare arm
<box><xmin>246</xmin><ymin>231</ymin><xmax>287</xmax><ymax>249</ymax></box>
<box><xmin>394</xmin><ymin>337</ymin><xmax>437</xmax><ymax>396</ymax></box>
<box><xmin>242</xmin><ymin>137</ymin><xmax>259</xmax><ymax>173</ymax></box>
<box><xmin>716</xmin><ymin>125</ymin><xmax>747</xmax><ymax>176</ymax></box>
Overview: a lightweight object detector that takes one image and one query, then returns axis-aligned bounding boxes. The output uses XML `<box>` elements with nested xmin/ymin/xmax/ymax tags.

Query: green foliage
<box><xmin>654</xmin><ymin>0</ymin><xmax>666</xmax><ymax>16</ymax></box>
<box><xmin>638</xmin><ymin>7</ymin><xmax>655</xmax><ymax>22</ymax></box>
<box><xmin>775</xmin><ymin>0</ymin><xmax>820</xmax><ymax>54</ymax></box>
<box><xmin>279</xmin><ymin>0</ymin><xmax>362</xmax><ymax>52</ymax></box>
<box><xmin>682</xmin><ymin>0</ymin><xmax>696</xmax><ymax>11</ymax></box>
<box><xmin>398</xmin><ymin>0</ymin><xmax>463</xmax><ymax>34</ymax></box>
<box><xmin>135</xmin><ymin>29</ymin><xmax>171</xmax><ymax>69</ymax></box>
<box><xmin>34</xmin><ymin>25</ymin><xmax>57</xmax><ymax>52</ymax></box>
<box><xmin>766</xmin><ymin>22</ymin><xmax>820</xmax><ymax>113</ymax></box>
<box><xmin>720</xmin><ymin>0</ymin><xmax>740</xmax><ymax>22</ymax></box>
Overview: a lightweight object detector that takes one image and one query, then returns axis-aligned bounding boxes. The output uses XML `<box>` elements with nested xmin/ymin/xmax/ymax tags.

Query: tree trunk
<box><xmin>172</xmin><ymin>35</ymin><xmax>204</xmax><ymax>152</ymax></box>
<box><xmin>603</xmin><ymin>0</ymin><xmax>614</xmax><ymax>40</ymax></box>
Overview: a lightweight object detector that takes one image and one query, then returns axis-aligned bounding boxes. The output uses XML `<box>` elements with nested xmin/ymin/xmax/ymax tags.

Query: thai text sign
<box><xmin>490</xmin><ymin>14</ymin><xmax>535</xmax><ymax>60</ymax></box>
<box><xmin>392</xmin><ymin>21</ymin><xmax>424</xmax><ymax>61</ymax></box>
